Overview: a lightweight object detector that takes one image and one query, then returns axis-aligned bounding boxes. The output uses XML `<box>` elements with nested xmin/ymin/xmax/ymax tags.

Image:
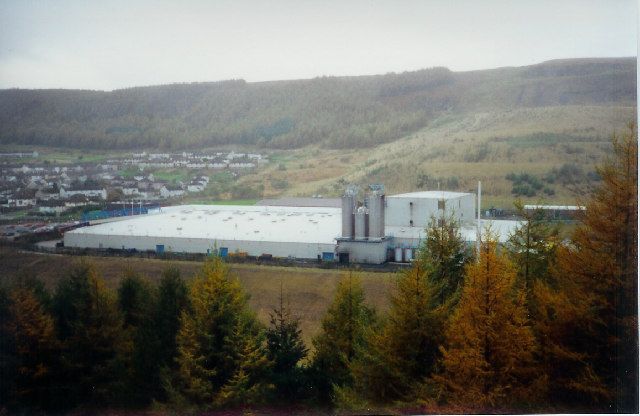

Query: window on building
<box><xmin>410</xmin><ymin>220</ymin><xmax>413</xmax><ymax>226</ymax></box>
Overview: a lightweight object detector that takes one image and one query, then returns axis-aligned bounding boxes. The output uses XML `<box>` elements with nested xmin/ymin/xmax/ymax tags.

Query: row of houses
<box><xmin>1</xmin><ymin>164</ymin><xmax>211</xmax><ymax>215</ymax></box>
<box><xmin>0</xmin><ymin>149</ymin><xmax>266</xmax><ymax>217</ymax></box>
<box><xmin>114</xmin><ymin>151</ymin><xmax>267</xmax><ymax>170</ymax></box>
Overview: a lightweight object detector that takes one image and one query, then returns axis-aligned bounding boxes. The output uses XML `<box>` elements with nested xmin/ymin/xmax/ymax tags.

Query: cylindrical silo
<box><xmin>394</xmin><ymin>247</ymin><xmax>403</xmax><ymax>262</ymax></box>
<box><xmin>355</xmin><ymin>207</ymin><xmax>367</xmax><ymax>239</ymax></box>
<box><xmin>379</xmin><ymin>193</ymin><xmax>385</xmax><ymax>238</ymax></box>
<box><xmin>368</xmin><ymin>190</ymin><xmax>385</xmax><ymax>238</ymax></box>
<box><xmin>341</xmin><ymin>193</ymin><xmax>355</xmax><ymax>238</ymax></box>
<box><xmin>404</xmin><ymin>248</ymin><xmax>413</xmax><ymax>262</ymax></box>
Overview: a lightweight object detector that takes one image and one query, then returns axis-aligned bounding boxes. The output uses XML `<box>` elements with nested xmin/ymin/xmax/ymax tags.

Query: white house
<box><xmin>36</xmin><ymin>187</ymin><xmax>60</xmax><ymax>201</ymax></box>
<box><xmin>160</xmin><ymin>185</ymin><xmax>186</xmax><ymax>198</ymax></box>
<box><xmin>122</xmin><ymin>186</ymin><xmax>140</xmax><ymax>196</ymax></box>
<box><xmin>60</xmin><ymin>186</ymin><xmax>107</xmax><ymax>200</ymax></box>
<box><xmin>10</xmin><ymin>189</ymin><xmax>37</xmax><ymax>207</ymax></box>
<box><xmin>39</xmin><ymin>200</ymin><xmax>68</xmax><ymax>215</ymax></box>
<box><xmin>187</xmin><ymin>182</ymin><xmax>205</xmax><ymax>193</ymax></box>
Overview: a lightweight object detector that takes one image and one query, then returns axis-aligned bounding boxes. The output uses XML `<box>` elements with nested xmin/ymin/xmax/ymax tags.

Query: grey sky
<box><xmin>0</xmin><ymin>0</ymin><xmax>636</xmax><ymax>90</ymax></box>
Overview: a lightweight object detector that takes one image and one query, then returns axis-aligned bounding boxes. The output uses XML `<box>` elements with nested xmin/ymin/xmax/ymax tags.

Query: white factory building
<box><xmin>64</xmin><ymin>205</ymin><xmax>341</xmax><ymax>260</ymax></box>
<box><xmin>64</xmin><ymin>188</ymin><xmax>522</xmax><ymax>264</ymax></box>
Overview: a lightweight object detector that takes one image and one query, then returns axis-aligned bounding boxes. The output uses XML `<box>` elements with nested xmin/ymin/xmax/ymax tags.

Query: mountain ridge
<box><xmin>0</xmin><ymin>57</ymin><xmax>635</xmax><ymax>150</ymax></box>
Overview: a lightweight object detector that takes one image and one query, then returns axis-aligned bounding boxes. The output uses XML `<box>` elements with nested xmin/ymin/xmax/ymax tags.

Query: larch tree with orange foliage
<box><xmin>5</xmin><ymin>285</ymin><xmax>60</xmax><ymax>411</ymax></box>
<box><xmin>548</xmin><ymin>122</ymin><xmax>638</xmax><ymax>412</ymax></box>
<box><xmin>436</xmin><ymin>236</ymin><xmax>540</xmax><ymax>409</ymax></box>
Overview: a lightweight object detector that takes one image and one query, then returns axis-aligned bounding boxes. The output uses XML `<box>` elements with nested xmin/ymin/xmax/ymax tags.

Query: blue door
<box><xmin>322</xmin><ymin>252</ymin><xmax>334</xmax><ymax>261</ymax></box>
<box><xmin>219</xmin><ymin>247</ymin><xmax>229</xmax><ymax>257</ymax></box>
<box><xmin>156</xmin><ymin>244</ymin><xmax>165</xmax><ymax>254</ymax></box>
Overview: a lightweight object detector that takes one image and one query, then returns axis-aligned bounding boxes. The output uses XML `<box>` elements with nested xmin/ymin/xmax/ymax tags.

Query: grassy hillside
<box><xmin>0</xmin><ymin>57</ymin><xmax>635</xmax><ymax>150</ymax></box>
<box><xmin>234</xmin><ymin>104</ymin><xmax>634</xmax><ymax>206</ymax></box>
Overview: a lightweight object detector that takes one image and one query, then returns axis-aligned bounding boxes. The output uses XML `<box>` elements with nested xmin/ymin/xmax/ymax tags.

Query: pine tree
<box><xmin>310</xmin><ymin>272</ymin><xmax>376</xmax><ymax>403</ymax></box>
<box><xmin>352</xmin><ymin>261</ymin><xmax>445</xmax><ymax>403</ymax></box>
<box><xmin>420</xmin><ymin>215</ymin><xmax>469</xmax><ymax>308</ymax></box>
<box><xmin>265</xmin><ymin>282</ymin><xmax>308</xmax><ymax>401</ymax></box>
<box><xmin>156</xmin><ymin>267</ymin><xmax>190</xmax><ymax>368</ymax></box>
<box><xmin>52</xmin><ymin>262</ymin><xmax>126</xmax><ymax>408</ymax></box>
<box><xmin>549</xmin><ymin>122</ymin><xmax>638</xmax><ymax>411</ymax></box>
<box><xmin>172</xmin><ymin>256</ymin><xmax>271</xmax><ymax>408</ymax></box>
<box><xmin>117</xmin><ymin>271</ymin><xmax>159</xmax><ymax>406</ymax></box>
<box><xmin>155</xmin><ymin>266</ymin><xmax>190</xmax><ymax>402</ymax></box>
<box><xmin>507</xmin><ymin>200</ymin><xmax>559</xmax><ymax>301</ymax></box>
<box><xmin>435</xmin><ymin>237</ymin><xmax>539</xmax><ymax>409</ymax></box>
<box><xmin>0</xmin><ymin>286</ymin><xmax>15</xmax><ymax>409</ymax></box>
<box><xmin>118</xmin><ymin>270</ymin><xmax>155</xmax><ymax>329</ymax></box>
<box><xmin>215</xmin><ymin>319</ymin><xmax>273</xmax><ymax>407</ymax></box>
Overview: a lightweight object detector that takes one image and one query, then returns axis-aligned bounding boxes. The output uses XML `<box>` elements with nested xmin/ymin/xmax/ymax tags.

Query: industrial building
<box><xmin>65</xmin><ymin>205</ymin><xmax>341</xmax><ymax>260</ymax></box>
<box><xmin>64</xmin><ymin>186</ymin><xmax>522</xmax><ymax>264</ymax></box>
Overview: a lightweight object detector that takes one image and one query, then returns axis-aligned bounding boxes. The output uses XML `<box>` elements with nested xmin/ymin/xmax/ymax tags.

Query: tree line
<box><xmin>0</xmin><ymin>124</ymin><xmax>636</xmax><ymax>413</ymax></box>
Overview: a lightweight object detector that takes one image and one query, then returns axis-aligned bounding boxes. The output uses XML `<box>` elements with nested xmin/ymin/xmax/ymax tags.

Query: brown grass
<box><xmin>0</xmin><ymin>247</ymin><xmax>395</xmax><ymax>348</ymax></box>
<box><xmin>234</xmin><ymin>106</ymin><xmax>634</xmax><ymax>207</ymax></box>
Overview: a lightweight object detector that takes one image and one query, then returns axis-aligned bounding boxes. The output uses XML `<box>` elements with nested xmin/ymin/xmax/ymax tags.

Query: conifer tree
<box><xmin>118</xmin><ymin>270</ymin><xmax>155</xmax><ymax>329</ymax></box>
<box><xmin>117</xmin><ymin>271</ymin><xmax>159</xmax><ymax>406</ymax></box>
<box><xmin>52</xmin><ymin>262</ymin><xmax>126</xmax><ymax>408</ymax></box>
<box><xmin>420</xmin><ymin>215</ymin><xmax>469</xmax><ymax>308</ymax></box>
<box><xmin>156</xmin><ymin>267</ymin><xmax>190</xmax><ymax>368</ymax></box>
<box><xmin>172</xmin><ymin>256</ymin><xmax>271</xmax><ymax>408</ymax></box>
<box><xmin>265</xmin><ymin>283</ymin><xmax>308</xmax><ymax>401</ymax></box>
<box><xmin>530</xmin><ymin>276</ymin><xmax>603</xmax><ymax>408</ymax></box>
<box><xmin>215</xmin><ymin>320</ymin><xmax>273</xmax><ymax>406</ymax></box>
<box><xmin>310</xmin><ymin>272</ymin><xmax>376</xmax><ymax>403</ymax></box>
<box><xmin>548</xmin><ymin>122</ymin><xmax>638</xmax><ymax>411</ymax></box>
<box><xmin>352</xmin><ymin>261</ymin><xmax>445</xmax><ymax>403</ymax></box>
<box><xmin>4</xmin><ymin>285</ymin><xmax>60</xmax><ymax>411</ymax></box>
<box><xmin>0</xmin><ymin>286</ymin><xmax>15</xmax><ymax>409</ymax></box>
<box><xmin>155</xmin><ymin>266</ymin><xmax>190</xmax><ymax>401</ymax></box>
<box><xmin>436</xmin><ymin>237</ymin><xmax>538</xmax><ymax>408</ymax></box>
<box><xmin>507</xmin><ymin>200</ymin><xmax>559</xmax><ymax>301</ymax></box>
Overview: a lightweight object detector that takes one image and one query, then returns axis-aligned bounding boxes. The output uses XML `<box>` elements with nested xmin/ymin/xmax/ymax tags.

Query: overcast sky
<box><xmin>0</xmin><ymin>0</ymin><xmax>636</xmax><ymax>90</ymax></box>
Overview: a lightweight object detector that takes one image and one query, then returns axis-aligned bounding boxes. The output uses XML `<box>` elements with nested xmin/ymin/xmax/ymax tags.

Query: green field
<box><xmin>151</xmin><ymin>169</ymin><xmax>192</xmax><ymax>182</ymax></box>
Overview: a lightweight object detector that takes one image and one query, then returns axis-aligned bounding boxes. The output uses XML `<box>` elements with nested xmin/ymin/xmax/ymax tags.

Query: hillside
<box><xmin>0</xmin><ymin>57</ymin><xmax>635</xmax><ymax>150</ymax></box>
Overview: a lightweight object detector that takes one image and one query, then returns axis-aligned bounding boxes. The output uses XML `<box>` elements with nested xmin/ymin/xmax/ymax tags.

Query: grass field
<box><xmin>0</xmin><ymin>248</ymin><xmax>396</xmax><ymax>349</ymax></box>
<box><xmin>151</xmin><ymin>169</ymin><xmax>192</xmax><ymax>183</ymax></box>
<box><xmin>0</xmin><ymin>145</ymin><xmax>125</xmax><ymax>164</ymax></box>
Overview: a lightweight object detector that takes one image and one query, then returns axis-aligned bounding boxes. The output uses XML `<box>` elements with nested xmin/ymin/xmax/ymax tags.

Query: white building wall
<box><xmin>386</xmin><ymin>197</ymin><xmax>439</xmax><ymax>228</ymax></box>
<box><xmin>336</xmin><ymin>240</ymin><xmax>388</xmax><ymax>264</ymax></box>
<box><xmin>385</xmin><ymin>194</ymin><xmax>476</xmax><ymax>228</ymax></box>
<box><xmin>64</xmin><ymin>232</ymin><xmax>335</xmax><ymax>259</ymax></box>
<box><xmin>449</xmin><ymin>194</ymin><xmax>475</xmax><ymax>225</ymax></box>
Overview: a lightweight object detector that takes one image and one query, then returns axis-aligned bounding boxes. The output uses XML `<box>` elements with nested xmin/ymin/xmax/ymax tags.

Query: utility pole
<box><xmin>476</xmin><ymin>181</ymin><xmax>481</xmax><ymax>259</ymax></box>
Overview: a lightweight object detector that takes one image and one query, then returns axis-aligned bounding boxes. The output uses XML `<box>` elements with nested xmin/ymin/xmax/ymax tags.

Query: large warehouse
<box><xmin>64</xmin><ymin>187</ymin><xmax>522</xmax><ymax>263</ymax></box>
<box><xmin>65</xmin><ymin>205</ymin><xmax>341</xmax><ymax>260</ymax></box>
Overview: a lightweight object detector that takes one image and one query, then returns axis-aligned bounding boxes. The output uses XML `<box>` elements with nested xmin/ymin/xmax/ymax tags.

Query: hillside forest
<box><xmin>0</xmin><ymin>58</ymin><xmax>635</xmax><ymax>150</ymax></box>
<box><xmin>0</xmin><ymin>124</ymin><xmax>636</xmax><ymax>414</ymax></box>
